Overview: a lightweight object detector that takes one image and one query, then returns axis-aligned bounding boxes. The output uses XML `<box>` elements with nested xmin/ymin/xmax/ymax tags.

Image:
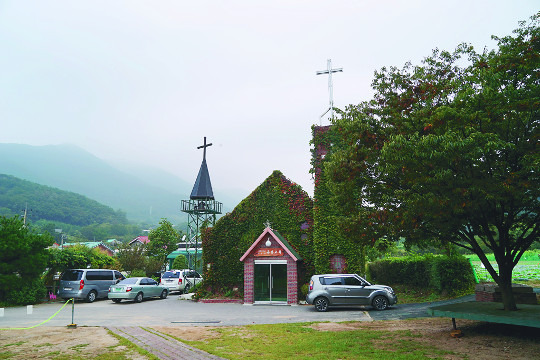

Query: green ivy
<box><xmin>201</xmin><ymin>171</ymin><xmax>314</xmax><ymax>292</ymax></box>
<box><xmin>311</xmin><ymin>125</ymin><xmax>366</xmax><ymax>275</ymax></box>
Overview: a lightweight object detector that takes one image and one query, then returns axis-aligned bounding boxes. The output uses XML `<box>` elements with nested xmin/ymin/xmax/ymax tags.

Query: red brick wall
<box><xmin>242</xmin><ymin>238</ymin><xmax>299</xmax><ymax>305</ymax></box>
<box><xmin>244</xmin><ymin>259</ymin><xmax>255</xmax><ymax>304</ymax></box>
<box><xmin>475</xmin><ymin>283</ymin><xmax>538</xmax><ymax>305</ymax></box>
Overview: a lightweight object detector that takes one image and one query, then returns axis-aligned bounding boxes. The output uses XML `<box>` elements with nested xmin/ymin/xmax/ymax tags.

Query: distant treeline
<box><xmin>0</xmin><ymin>174</ymin><xmax>128</xmax><ymax>226</ymax></box>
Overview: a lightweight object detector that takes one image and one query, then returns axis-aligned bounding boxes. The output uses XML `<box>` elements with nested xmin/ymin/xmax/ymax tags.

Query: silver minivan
<box><xmin>58</xmin><ymin>269</ymin><xmax>124</xmax><ymax>302</ymax></box>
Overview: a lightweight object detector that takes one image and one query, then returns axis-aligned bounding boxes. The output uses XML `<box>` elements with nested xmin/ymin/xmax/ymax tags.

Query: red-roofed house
<box><xmin>129</xmin><ymin>236</ymin><xmax>150</xmax><ymax>247</ymax></box>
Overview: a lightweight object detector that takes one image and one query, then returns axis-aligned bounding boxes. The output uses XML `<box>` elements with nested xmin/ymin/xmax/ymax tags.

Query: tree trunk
<box><xmin>497</xmin><ymin>265</ymin><xmax>518</xmax><ymax>311</ymax></box>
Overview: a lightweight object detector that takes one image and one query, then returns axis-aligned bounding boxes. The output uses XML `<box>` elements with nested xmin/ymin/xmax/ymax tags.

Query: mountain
<box><xmin>0</xmin><ymin>143</ymin><xmax>191</xmax><ymax>224</ymax></box>
<box><xmin>0</xmin><ymin>174</ymin><xmax>127</xmax><ymax>226</ymax></box>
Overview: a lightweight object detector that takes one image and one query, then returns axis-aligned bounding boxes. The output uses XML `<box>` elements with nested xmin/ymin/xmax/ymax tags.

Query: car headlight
<box><xmin>384</xmin><ymin>286</ymin><xmax>394</xmax><ymax>295</ymax></box>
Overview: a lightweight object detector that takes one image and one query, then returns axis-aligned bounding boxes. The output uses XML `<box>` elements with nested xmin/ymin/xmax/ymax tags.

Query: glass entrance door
<box><xmin>254</xmin><ymin>263</ymin><xmax>287</xmax><ymax>302</ymax></box>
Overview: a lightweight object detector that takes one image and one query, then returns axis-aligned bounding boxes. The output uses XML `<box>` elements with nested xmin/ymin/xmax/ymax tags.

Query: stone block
<box><xmin>475</xmin><ymin>283</ymin><xmax>537</xmax><ymax>304</ymax></box>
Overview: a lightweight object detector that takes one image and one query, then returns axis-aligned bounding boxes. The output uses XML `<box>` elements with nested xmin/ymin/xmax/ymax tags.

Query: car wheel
<box><xmin>135</xmin><ymin>292</ymin><xmax>143</xmax><ymax>303</ymax></box>
<box><xmin>314</xmin><ymin>297</ymin><xmax>329</xmax><ymax>312</ymax></box>
<box><xmin>160</xmin><ymin>289</ymin><xmax>168</xmax><ymax>299</ymax></box>
<box><xmin>184</xmin><ymin>284</ymin><xmax>191</xmax><ymax>294</ymax></box>
<box><xmin>86</xmin><ymin>290</ymin><xmax>97</xmax><ymax>303</ymax></box>
<box><xmin>112</xmin><ymin>299</ymin><xmax>122</xmax><ymax>303</ymax></box>
<box><xmin>372</xmin><ymin>295</ymin><xmax>389</xmax><ymax>311</ymax></box>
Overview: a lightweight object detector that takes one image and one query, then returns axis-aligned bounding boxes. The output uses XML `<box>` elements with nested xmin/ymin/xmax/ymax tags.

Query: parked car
<box><xmin>108</xmin><ymin>277</ymin><xmax>168</xmax><ymax>303</ymax></box>
<box><xmin>58</xmin><ymin>269</ymin><xmax>124</xmax><ymax>302</ymax></box>
<box><xmin>159</xmin><ymin>269</ymin><xmax>203</xmax><ymax>293</ymax></box>
<box><xmin>306</xmin><ymin>273</ymin><xmax>397</xmax><ymax>312</ymax></box>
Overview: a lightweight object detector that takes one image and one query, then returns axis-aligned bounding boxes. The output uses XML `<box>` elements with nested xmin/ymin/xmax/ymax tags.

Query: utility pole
<box><xmin>21</xmin><ymin>203</ymin><xmax>30</xmax><ymax>226</ymax></box>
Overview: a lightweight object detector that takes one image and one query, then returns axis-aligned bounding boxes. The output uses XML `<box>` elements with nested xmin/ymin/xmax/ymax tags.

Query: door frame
<box><xmin>254</xmin><ymin>259</ymin><xmax>288</xmax><ymax>304</ymax></box>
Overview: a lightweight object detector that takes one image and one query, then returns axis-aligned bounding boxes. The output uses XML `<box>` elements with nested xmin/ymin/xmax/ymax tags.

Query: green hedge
<box><xmin>367</xmin><ymin>254</ymin><xmax>475</xmax><ymax>295</ymax></box>
<box><xmin>2</xmin><ymin>277</ymin><xmax>48</xmax><ymax>306</ymax></box>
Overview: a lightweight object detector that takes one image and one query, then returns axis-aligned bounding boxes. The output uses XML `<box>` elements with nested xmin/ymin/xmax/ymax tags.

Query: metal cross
<box><xmin>197</xmin><ymin>137</ymin><xmax>213</xmax><ymax>160</ymax></box>
<box><xmin>316</xmin><ymin>59</ymin><xmax>343</xmax><ymax>124</ymax></box>
<box><xmin>263</xmin><ymin>220</ymin><xmax>272</xmax><ymax>229</ymax></box>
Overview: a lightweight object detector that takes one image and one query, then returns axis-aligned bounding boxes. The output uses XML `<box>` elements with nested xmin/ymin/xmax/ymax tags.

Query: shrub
<box><xmin>5</xmin><ymin>278</ymin><xmax>48</xmax><ymax>306</ymax></box>
<box><xmin>300</xmin><ymin>283</ymin><xmax>309</xmax><ymax>298</ymax></box>
<box><xmin>172</xmin><ymin>254</ymin><xmax>187</xmax><ymax>270</ymax></box>
<box><xmin>368</xmin><ymin>254</ymin><xmax>475</xmax><ymax>295</ymax></box>
<box><xmin>130</xmin><ymin>269</ymin><xmax>146</xmax><ymax>277</ymax></box>
<box><xmin>430</xmin><ymin>256</ymin><xmax>475</xmax><ymax>295</ymax></box>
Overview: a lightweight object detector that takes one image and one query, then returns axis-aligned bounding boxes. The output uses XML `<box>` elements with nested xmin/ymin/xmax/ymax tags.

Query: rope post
<box><xmin>67</xmin><ymin>298</ymin><xmax>77</xmax><ymax>328</ymax></box>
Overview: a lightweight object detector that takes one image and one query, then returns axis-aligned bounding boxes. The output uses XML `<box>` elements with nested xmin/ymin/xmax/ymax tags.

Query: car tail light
<box><xmin>126</xmin><ymin>287</ymin><xmax>132</xmax><ymax>292</ymax></box>
<box><xmin>178</xmin><ymin>278</ymin><xmax>182</xmax><ymax>284</ymax></box>
<box><xmin>79</xmin><ymin>280</ymin><xmax>85</xmax><ymax>290</ymax></box>
<box><xmin>309</xmin><ymin>279</ymin><xmax>314</xmax><ymax>291</ymax></box>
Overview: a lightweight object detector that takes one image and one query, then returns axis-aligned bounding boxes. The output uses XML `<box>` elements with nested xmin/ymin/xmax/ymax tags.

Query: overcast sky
<box><xmin>1</xmin><ymin>1</ymin><xmax>537</xmax><ymax>202</ymax></box>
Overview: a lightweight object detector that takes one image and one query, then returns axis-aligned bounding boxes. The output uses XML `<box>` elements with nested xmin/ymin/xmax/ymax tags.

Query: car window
<box><xmin>118</xmin><ymin>278</ymin><xmax>138</xmax><ymax>285</ymax></box>
<box><xmin>162</xmin><ymin>271</ymin><xmax>180</xmax><ymax>278</ymax></box>
<box><xmin>193</xmin><ymin>272</ymin><xmax>201</xmax><ymax>278</ymax></box>
<box><xmin>85</xmin><ymin>271</ymin><xmax>100</xmax><ymax>281</ymax></box>
<box><xmin>344</xmin><ymin>277</ymin><xmax>363</xmax><ymax>286</ymax></box>
<box><xmin>114</xmin><ymin>271</ymin><xmax>124</xmax><ymax>280</ymax></box>
<box><xmin>322</xmin><ymin>277</ymin><xmax>343</xmax><ymax>286</ymax></box>
<box><xmin>149</xmin><ymin>279</ymin><xmax>158</xmax><ymax>285</ymax></box>
<box><xmin>61</xmin><ymin>270</ymin><xmax>83</xmax><ymax>281</ymax></box>
<box><xmin>98</xmin><ymin>270</ymin><xmax>114</xmax><ymax>280</ymax></box>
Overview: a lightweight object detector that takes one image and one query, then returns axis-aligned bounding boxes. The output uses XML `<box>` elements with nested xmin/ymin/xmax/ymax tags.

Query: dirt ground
<box><xmin>1</xmin><ymin>318</ymin><xmax>539</xmax><ymax>359</ymax></box>
<box><xmin>0</xmin><ymin>326</ymin><xmax>147</xmax><ymax>359</ymax></box>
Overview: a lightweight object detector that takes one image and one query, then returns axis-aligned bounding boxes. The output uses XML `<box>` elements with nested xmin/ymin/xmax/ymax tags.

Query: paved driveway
<box><xmin>0</xmin><ymin>294</ymin><xmax>476</xmax><ymax>328</ymax></box>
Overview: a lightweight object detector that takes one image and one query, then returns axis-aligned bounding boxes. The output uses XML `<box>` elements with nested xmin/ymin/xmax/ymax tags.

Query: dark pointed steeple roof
<box><xmin>190</xmin><ymin>137</ymin><xmax>215</xmax><ymax>200</ymax></box>
<box><xmin>190</xmin><ymin>158</ymin><xmax>214</xmax><ymax>200</ymax></box>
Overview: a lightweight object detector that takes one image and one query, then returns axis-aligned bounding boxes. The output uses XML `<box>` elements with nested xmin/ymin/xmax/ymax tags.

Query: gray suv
<box><xmin>58</xmin><ymin>269</ymin><xmax>124</xmax><ymax>302</ymax></box>
<box><xmin>306</xmin><ymin>274</ymin><xmax>397</xmax><ymax>312</ymax></box>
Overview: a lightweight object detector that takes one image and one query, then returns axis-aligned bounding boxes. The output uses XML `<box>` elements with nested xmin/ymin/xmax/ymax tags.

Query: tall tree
<box><xmin>325</xmin><ymin>15</ymin><xmax>539</xmax><ymax>311</ymax></box>
<box><xmin>147</xmin><ymin>218</ymin><xmax>179</xmax><ymax>261</ymax></box>
<box><xmin>0</xmin><ymin>216</ymin><xmax>54</xmax><ymax>304</ymax></box>
<box><xmin>116</xmin><ymin>242</ymin><xmax>147</xmax><ymax>273</ymax></box>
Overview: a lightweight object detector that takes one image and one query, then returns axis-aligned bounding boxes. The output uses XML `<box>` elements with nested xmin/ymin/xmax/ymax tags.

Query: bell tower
<box><xmin>181</xmin><ymin>137</ymin><xmax>222</xmax><ymax>271</ymax></box>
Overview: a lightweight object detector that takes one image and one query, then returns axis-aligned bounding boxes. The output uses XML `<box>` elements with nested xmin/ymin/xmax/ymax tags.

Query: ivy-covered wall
<box><xmin>311</xmin><ymin>125</ymin><xmax>366</xmax><ymax>274</ymax></box>
<box><xmin>201</xmin><ymin>171</ymin><xmax>314</xmax><ymax>291</ymax></box>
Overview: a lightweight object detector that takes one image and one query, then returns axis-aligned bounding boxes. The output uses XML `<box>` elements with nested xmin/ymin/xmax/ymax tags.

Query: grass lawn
<box><xmin>170</xmin><ymin>322</ymin><xmax>455</xmax><ymax>360</ymax></box>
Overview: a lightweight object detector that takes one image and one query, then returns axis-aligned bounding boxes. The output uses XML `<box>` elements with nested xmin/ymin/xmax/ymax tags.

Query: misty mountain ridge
<box><xmin>0</xmin><ymin>173</ymin><xmax>128</xmax><ymax>226</ymax></box>
<box><xmin>0</xmin><ymin>143</ymin><xmax>237</xmax><ymax>224</ymax></box>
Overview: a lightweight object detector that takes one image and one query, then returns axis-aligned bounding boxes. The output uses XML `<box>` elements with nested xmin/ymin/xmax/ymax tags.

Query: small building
<box><xmin>240</xmin><ymin>226</ymin><xmax>301</xmax><ymax>305</ymax></box>
<box><xmin>129</xmin><ymin>236</ymin><xmax>149</xmax><ymax>247</ymax></box>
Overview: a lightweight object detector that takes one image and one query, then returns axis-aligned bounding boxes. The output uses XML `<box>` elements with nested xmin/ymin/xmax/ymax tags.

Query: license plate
<box><xmin>64</xmin><ymin>287</ymin><xmax>72</xmax><ymax>291</ymax></box>
<box><xmin>166</xmin><ymin>280</ymin><xmax>173</xmax><ymax>282</ymax></box>
<box><xmin>114</xmin><ymin>288</ymin><xmax>123</xmax><ymax>292</ymax></box>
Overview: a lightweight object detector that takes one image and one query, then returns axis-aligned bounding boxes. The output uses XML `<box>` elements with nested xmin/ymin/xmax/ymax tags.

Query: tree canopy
<box><xmin>147</xmin><ymin>218</ymin><xmax>179</xmax><ymax>260</ymax></box>
<box><xmin>0</xmin><ymin>216</ymin><xmax>54</xmax><ymax>305</ymax></box>
<box><xmin>324</xmin><ymin>15</ymin><xmax>539</xmax><ymax>310</ymax></box>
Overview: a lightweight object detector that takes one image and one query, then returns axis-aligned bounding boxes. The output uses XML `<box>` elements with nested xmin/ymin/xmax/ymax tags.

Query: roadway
<box><xmin>0</xmin><ymin>293</ymin><xmax>477</xmax><ymax>328</ymax></box>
